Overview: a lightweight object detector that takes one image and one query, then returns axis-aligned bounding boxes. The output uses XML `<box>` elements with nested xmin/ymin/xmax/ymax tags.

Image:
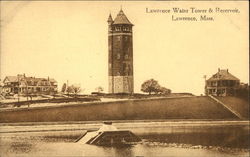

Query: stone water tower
<box><xmin>108</xmin><ymin>9</ymin><xmax>134</xmax><ymax>94</ymax></box>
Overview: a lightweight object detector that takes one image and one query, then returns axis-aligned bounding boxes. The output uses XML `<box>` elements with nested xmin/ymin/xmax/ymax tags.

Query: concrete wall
<box><xmin>0</xmin><ymin>96</ymin><xmax>238</xmax><ymax>123</ymax></box>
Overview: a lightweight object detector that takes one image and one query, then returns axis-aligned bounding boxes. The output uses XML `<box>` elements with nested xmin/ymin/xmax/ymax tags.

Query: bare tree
<box><xmin>67</xmin><ymin>84</ymin><xmax>81</xmax><ymax>97</ymax></box>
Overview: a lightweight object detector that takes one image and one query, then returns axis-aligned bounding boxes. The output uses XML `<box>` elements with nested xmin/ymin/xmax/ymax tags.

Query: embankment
<box><xmin>0</xmin><ymin>96</ymin><xmax>238</xmax><ymax>123</ymax></box>
<box><xmin>215</xmin><ymin>96</ymin><xmax>249</xmax><ymax>119</ymax></box>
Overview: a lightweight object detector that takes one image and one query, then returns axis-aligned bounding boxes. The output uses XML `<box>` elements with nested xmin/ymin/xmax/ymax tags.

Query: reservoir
<box><xmin>0</xmin><ymin>120</ymin><xmax>249</xmax><ymax>157</ymax></box>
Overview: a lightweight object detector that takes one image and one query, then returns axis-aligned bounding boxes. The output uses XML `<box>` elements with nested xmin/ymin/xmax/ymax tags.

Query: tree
<box><xmin>95</xmin><ymin>86</ymin><xmax>104</xmax><ymax>93</ymax></box>
<box><xmin>66</xmin><ymin>84</ymin><xmax>81</xmax><ymax>97</ymax></box>
<box><xmin>159</xmin><ymin>87</ymin><xmax>171</xmax><ymax>95</ymax></box>
<box><xmin>61</xmin><ymin>83</ymin><xmax>67</xmax><ymax>93</ymax></box>
<box><xmin>141</xmin><ymin>79</ymin><xmax>161</xmax><ymax>95</ymax></box>
<box><xmin>141</xmin><ymin>79</ymin><xmax>171</xmax><ymax>95</ymax></box>
<box><xmin>235</xmin><ymin>83</ymin><xmax>249</xmax><ymax>101</ymax></box>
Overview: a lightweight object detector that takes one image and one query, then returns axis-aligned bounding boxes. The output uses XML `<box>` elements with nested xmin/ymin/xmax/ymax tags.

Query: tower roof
<box><xmin>107</xmin><ymin>13</ymin><xmax>113</xmax><ymax>23</ymax></box>
<box><xmin>113</xmin><ymin>9</ymin><xmax>133</xmax><ymax>25</ymax></box>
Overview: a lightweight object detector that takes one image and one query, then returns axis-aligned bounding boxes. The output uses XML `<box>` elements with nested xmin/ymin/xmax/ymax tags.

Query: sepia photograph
<box><xmin>0</xmin><ymin>0</ymin><xmax>249</xmax><ymax>156</ymax></box>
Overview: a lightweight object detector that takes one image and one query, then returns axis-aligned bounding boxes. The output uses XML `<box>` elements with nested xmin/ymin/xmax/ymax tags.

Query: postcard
<box><xmin>0</xmin><ymin>1</ymin><xmax>249</xmax><ymax>157</ymax></box>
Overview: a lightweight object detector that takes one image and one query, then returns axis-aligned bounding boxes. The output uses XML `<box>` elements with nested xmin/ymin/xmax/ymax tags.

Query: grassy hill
<box><xmin>215</xmin><ymin>96</ymin><xmax>249</xmax><ymax>119</ymax></box>
<box><xmin>0</xmin><ymin>96</ymin><xmax>238</xmax><ymax>123</ymax></box>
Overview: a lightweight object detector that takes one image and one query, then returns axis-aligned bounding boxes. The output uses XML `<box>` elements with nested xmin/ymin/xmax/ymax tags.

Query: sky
<box><xmin>0</xmin><ymin>1</ymin><xmax>249</xmax><ymax>95</ymax></box>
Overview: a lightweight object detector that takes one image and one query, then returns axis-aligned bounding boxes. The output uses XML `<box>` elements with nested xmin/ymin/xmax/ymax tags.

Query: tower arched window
<box><xmin>124</xmin><ymin>54</ymin><xmax>129</xmax><ymax>59</ymax></box>
<box><xmin>123</xmin><ymin>27</ymin><xmax>128</xmax><ymax>31</ymax></box>
<box><xmin>117</xmin><ymin>53</ymin><xmax>120</xmax><ymax>59</ymax></box>
<box><xmin>115</xmin><ymin>27</ymin><xmax>121</xmax><ymax>31</ymax></box>
<box><xmin>124</xmin><ymin>63</ymin><xmax>130</xmax><ymax>75</ymax></box>
<box><xmin>127</xmin><ymin>47</ymin><xmax>130</xmax><ymax>52</ymax></box>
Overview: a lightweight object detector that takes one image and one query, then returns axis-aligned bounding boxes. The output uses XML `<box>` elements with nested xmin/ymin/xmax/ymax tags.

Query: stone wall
<box><xmin>108</xmin><ymin>76</ymin><xmax>133</xmax><ymax>93</ymax></box>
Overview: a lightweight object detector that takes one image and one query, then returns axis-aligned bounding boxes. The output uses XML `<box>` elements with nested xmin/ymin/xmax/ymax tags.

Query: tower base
<box><xmin>108</xmin><ymin>76</ymin><xmax>133</xmax><ymax>94</ymax></box>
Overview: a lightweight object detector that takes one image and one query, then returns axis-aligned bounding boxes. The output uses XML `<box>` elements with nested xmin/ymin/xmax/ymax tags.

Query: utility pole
<box><xmin>17</xmin><ymin>75</ymin><xmax>20</xmax><ymax>103</ymax></box>
<box><xmin>67</xmin><ymin>80</ymin><xmax>69</xmax><ymax>97</ymax></box>
<box><xmin>26</xmin><ymin>84</ymin><xmax>28</xmax><ymax>101</ymax></box>
<box><xmin>203</xmin><ymin>75</ymin><xmax>207</xmax><ymax>95</ymax></box>
<box><xmin>111</xmin><ymin>28</ymin><xmax>114</xmax><ymax>94</ymax></box>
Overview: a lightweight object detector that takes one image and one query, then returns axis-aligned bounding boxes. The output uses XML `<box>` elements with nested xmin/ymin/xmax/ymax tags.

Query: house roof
<box><xmin>3</xmin><ymin>75</ymin><xmax>25</xmax><ymax>83</ymax></box>
<box><xmin>49</xmin><ymin>78</ymin><xmax>57</xmax><ymax>83</ymax></box>
<box><xmin>3</xmin><ymin>75</ymin><xmax>57</xmax><ymax>85</ymax></box>
<box><xmin>4</xmin><ymin>76</ymin><xmax>18</xmax><ymax>82</ymax></box>
<box><xmin>113</xmin><ymin>9</ymin><xmax>133</xmax><ymax>25</ymax></box>
<box><xmin>207</xmin><ymin>69</ymin><xmax>240</xmax><ymax>81</ymax></box>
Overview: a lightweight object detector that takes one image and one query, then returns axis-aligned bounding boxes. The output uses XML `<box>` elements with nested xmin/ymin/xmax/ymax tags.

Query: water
<box><xmin>0</xmin><ymin>122</ymin><xmax>249</xmax><ymax>157</ymax></box>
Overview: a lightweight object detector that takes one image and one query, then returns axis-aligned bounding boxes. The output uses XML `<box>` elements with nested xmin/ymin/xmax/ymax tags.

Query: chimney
<box><xmin>218</xmin><ymin>68</ymin><xmax>220</xmax><ymax>72</ymax></box>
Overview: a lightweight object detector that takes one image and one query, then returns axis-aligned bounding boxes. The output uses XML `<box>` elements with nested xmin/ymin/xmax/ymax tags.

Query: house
<box><xmin>2</xmin><ymin>74</ymin><xmax>58</xmax><ymax>95</ymax></box>
<box><xmin>205</xmin><ymin>69</ymin><xmax>240</xmax><ymax>96</ymax></box>
<box><xmin>0</xmin><ymin>79</ymin><xmax>3</xmax><ymax>94</ymax></box>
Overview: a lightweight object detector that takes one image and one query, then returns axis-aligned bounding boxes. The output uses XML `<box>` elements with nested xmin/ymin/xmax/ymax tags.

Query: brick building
<box><xmin>108</xmin><ymin>9</ymin><xmax>134</xmax><ymax>94</ymax></box>
<box><xmin>205</xmin><ymin>69</ymin><xmax>240</xmax><ymax>96</ymax></box>
<box><xmin>2</xmin><ymin>74</ymin><xmax>57</xmax><ymax>95</ymax></box>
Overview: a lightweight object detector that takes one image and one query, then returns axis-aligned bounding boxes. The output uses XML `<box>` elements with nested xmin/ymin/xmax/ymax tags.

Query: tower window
<box><xmin>115</xmin><ymin>27</ymin><xmax>121</xmax><ymax>31</ymax></box>
<box><xmin>124</xmin><ymin>63</ymin><xmax>130</xmax><ymax>75</ymax></box>
<box><xmin>125</xmin><ymin>54</ymin><xmax>129</xmax><ymax>59</ymax></box>
<box><xmin>117</xmin><ymin>53</ymin><xmax>120</xmax><ymax>59</ymax></box>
